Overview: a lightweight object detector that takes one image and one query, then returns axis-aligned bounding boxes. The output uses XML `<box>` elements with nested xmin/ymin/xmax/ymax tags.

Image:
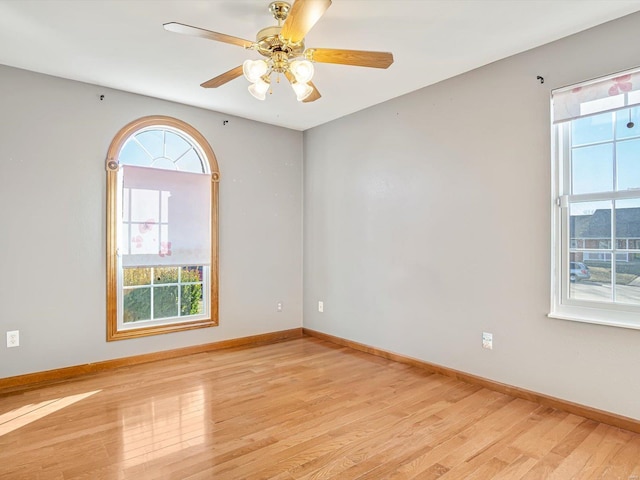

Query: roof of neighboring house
<box><xmin>571</xmin><ymin>207</ymin><xmax>640</xmax><ymax>238</ymax></box>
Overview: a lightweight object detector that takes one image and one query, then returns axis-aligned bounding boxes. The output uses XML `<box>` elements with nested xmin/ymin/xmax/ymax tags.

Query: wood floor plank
<box><xmin>1</xmin><ymin>337</ymin><xmax>639</xmax><ymax>479</ymax></box>
<box><xmin>385</xmin><ymin>399</ymin><xmax>539</xmax><ymax>479</ymax></box>
<box><xmin>490</xmin><ymin>454</ymin><xmax>538</xmax><ymax>480</ymax></box>
<box><xmin>584</xmin><ymin>434</ymin><xmax>640</xmax><ymax>479</ymax></box>
<box><xmin>574</xmin><ymin>426</ymin><xmax>634</xmax><ymax>479</ymax></box>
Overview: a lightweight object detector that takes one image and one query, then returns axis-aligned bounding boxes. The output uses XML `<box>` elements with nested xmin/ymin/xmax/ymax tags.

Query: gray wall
<box><xmin>303</xmin><ymin>12</ymin><xmax>640</xmax><ymax>420</ymax></box>
<box><xmin>0</xmin><ymin>65</ymin><xmax>303</xmax><ymax>378</ymax></box>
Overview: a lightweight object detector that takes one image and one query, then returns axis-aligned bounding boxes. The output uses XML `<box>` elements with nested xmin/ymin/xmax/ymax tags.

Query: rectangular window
<box><xmin>551</xmin><ymin>68</ymin><xmax>640</xmax><ymax>328</ymax></box>
<box><xmin>117</xmin><ymin>166</ymin><xmax>211</xmax><ymax>331</ymax></box>
<box><xmin>123</xmin><ymin>266</ymin><xmax>205</xmax><ymax>324</ymax></box>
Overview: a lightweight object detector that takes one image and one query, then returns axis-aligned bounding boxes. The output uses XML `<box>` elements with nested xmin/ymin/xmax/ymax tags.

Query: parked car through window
<box><xmin>569</xmin><ymin>262</ymin><xmax>591</xmax><ymax>282</ymax></box>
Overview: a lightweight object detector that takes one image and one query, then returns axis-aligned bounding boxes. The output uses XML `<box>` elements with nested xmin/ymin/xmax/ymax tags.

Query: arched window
<box><xmin>106</xmin><ymin>116</ymin><xmax>219</xmax><ymax>340</ymax></box>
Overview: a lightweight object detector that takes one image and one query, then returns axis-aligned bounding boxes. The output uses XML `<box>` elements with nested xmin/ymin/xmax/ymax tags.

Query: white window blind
<box><xmin>121</xmin><ymin>165</ymin><xmax>211</xmax><ymax>267</ymax></box>
<box><xmin>553</xmin><ymin>69</ymin><xmax>640</xmax><ymax>123</ymax></box>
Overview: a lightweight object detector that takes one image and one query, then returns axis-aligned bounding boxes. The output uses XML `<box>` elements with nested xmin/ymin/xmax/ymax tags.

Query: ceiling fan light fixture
<box><xmin>243</xmin><ymin>59</ymin><xmax>268</xmax><ymax>83</ymax></box>
<box><xmin>289</xmin><ymin>60</ymin><xmax>314</xmax><ymax>83</ymax></box>
<box><xmin>166</xmin><ymin>0</ymin><xmax>394</xmax><ymax>104</ymax></box>
<box><xmin>248</xmin><ymin>76</ymin><xmax>271</xmax><ymax>100</ymax></box>
<box><xmin>291</xmin><ymin>81</ymin><xmax>313</xmax><ymax>102</ymax></box>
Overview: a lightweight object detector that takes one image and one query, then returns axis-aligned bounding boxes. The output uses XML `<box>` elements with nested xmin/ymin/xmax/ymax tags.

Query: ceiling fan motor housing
<box><xmin>255</xmin><ymin>25</ymin><xmax>304</xmax><ymax>57</ymax></box>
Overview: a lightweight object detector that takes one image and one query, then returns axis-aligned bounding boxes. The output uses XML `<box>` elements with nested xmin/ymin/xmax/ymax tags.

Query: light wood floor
<box><xmin>1</xmin><ymin>337</ymin><xmax>639</xmax><ymax>479</ymax></box>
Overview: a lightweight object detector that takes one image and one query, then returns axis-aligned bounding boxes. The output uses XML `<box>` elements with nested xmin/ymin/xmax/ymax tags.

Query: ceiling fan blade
<box><xmin>280</xmin><ymin>0</ymin><xmax>332</xmax><ymax>45</ymax></box>
<box><xmin>164</xmin><ymin>22</ymin><xmax>253</xmax><ymax>49</ymax></box>
<box><xmin>302</xmin><ymin>82</ymin><xmax>321</xmax><ymax>103</ymax></box>
<box><xmin>200</xmin><ymin>65</ymin><xmax>244</xmax><ymax>88</ymax></box>
<box><xmin>284</xmin><ymin>70</ymin><xmax>296</xmax><ymax>84</ymax></box>
<box><xmin>306</xmin><ymin>48</ymin><xmax>393</xmax><ymax>69</ymax></box>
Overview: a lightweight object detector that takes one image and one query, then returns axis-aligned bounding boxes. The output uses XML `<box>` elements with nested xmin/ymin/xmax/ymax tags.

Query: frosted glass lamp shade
<box><xmin>248</xmin><ymin>77</ymin><xmax>270</xmax><ymax>100</ymax></box>
<box><xmin>291</xmin><ymin>81</ymin><xmax>313</xmax><ymax>101</ymax></box>
<box><xmin>243</xmin><ymin>59</ymin><xmax>268</xmax><ymax>83</ymax></box>
<box><xmin>290</xmin><ymin>60</ymin><xmax>314</xmax><ymax>83</ymax></box>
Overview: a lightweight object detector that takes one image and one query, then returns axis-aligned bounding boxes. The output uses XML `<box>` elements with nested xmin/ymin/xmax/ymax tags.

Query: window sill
<box><xmin>107</xmin><ymin>317</ymin><xmax>217</xmax><ymax>341</ymax></box>
<box><xmin>548</xmin><ymin>311</ymin><xmax>640</xmax><ymax>330</ymax></box>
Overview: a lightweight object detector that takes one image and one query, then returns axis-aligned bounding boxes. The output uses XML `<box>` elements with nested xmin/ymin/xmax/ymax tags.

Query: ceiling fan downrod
<box><xmin>269</xmin><ymin>1</ymin><xmax>291</xmax><ymax>25</ymax></box>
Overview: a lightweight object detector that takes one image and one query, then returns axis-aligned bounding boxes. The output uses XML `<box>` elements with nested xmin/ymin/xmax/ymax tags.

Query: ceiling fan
<box><xmin>164</xmin><ymin>0</ymin><xmax>394</xmax><ymax>103</ymax></box>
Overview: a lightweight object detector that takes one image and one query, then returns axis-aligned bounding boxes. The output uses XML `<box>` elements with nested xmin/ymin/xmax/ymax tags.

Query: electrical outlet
<box><xmin>318</xmin><ymin>301</ymin><xmax>324</xmax><ymax>313</ymax></box>
<box><xmin>7</xmin><ymin>330</ymin><xmax>19</xmax><ymax>348</ymax></box>
<box><xmin>277</xmin><ymin>302</ymin><xmax>283</xmax><ymax>312</ymax></box>
<box><xmin>482</xmin><ymin>332</ymin><xmax>493</xmax><ymax>350</ymax></box>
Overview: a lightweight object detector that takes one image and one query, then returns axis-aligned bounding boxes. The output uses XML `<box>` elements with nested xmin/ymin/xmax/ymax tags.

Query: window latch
<box><xmin>556</xmin><ymin>196</ymin><xmax>568</xmax><ymax>208</ymax></box>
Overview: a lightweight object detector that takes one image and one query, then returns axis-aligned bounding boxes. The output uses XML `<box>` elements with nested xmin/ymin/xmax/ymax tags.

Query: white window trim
<box><xmin>550</xmin><ymin>89</ymin><xmax>640</xmax><ymax>329</ymax></box>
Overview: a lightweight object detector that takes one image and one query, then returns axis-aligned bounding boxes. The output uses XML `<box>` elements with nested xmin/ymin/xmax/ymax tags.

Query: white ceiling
<box><xmin>1</xmin><ymin>1</ymin><xmax>640</xmax><ymax>131</ymax></box>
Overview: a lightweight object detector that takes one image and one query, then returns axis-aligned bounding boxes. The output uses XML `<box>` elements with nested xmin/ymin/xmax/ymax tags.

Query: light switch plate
<box><xmin>7</xmin><ymin>330</ymin><xmax>19</xmax><ymax>348</ymax></box>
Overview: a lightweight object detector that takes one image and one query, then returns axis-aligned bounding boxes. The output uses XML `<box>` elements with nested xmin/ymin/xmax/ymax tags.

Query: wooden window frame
<box><xmin>106</xmin><ymin>116</ymin><xmax>220</xmax><ymax>341</ymax></box>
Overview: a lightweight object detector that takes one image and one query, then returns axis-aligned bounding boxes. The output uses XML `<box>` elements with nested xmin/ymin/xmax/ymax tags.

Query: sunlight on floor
<box><xmin>0</xmin><ymin>390</ymin><xmax>102</xmax><ymax>436</ymax></box>
<box><xmin>121</xmin><ymin>386</ymin><xmax>206</xmax><ymax>468</ymax></box>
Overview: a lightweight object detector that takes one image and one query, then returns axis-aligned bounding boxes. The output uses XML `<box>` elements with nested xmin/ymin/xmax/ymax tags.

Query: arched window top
<box><xmin>120</xmin><ymin>126</ymin><xmax>209</xmax><ymax>173</ymax></box>
<box><xmin>106</xmin><ymin>115</ymin><xmax>220</xmax><ymax>181</ymax></box>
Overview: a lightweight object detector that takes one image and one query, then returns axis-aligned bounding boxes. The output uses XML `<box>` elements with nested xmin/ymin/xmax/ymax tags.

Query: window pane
<box><xmin>160</xmin><ymin>191</ymin><xmax>170</xmax><ymax>223</ymax></box>
<box><xmin>121</xmin><ymin>223</ymin><xmax>130</xmax><ymax>256</ymax></box>
<box><xmin>616</xmin><ymin>139</ymin><xmax>640</xmax><ymax>191</ymax></box>
<box><xmin>122</xmin><ymin>187</ymin><xmax>130</xmax><ymax>222</ymax></box>
<box><xmin>571</xmin><ymin>143</ymin><xmax>613</xmax><ymax>194</ymax></box>
<box><xmin>616</xmin><ymin>199</ymin><xmax>640</xmax><ymax>239</ymax></box>
<box><xmin>615</xmin><ymin>107</ymin><xmax>640</xmax><ymax>140</ymax></box>
<box><xmin>165</xmin><ymin>132</ymin><xmax>191</xmax><ymax>160</ymax></box>
<box><xmin>181</xmin><ymin>266</ymin><xmax>203</xmax><ymax>282</ymax></box>
<box><xmin>568</xmin><ymin>259</ymin><xmax>612</xmax><ymax>302</ymax></box>
<box><xmin>120</xmin><ymin>140</ymin><xmax>152</xmax><ymax>167</ymax></box>
<box><xmin>615</xmin><ymin>257</ymin><xmax>640</xmax><ymax>306</ymax></box>
<box><xmin>571</xmin><ymin>112</ymin><xmax>613</xmax><ymax>146</ymax></box>
<box><xmin>151</xmin><ymin>157</ymin><xmax>176</xmax><ymax>170</ymax></box>
<box><xmin>123</xmin><ymin>287</ymin><xmax>151</xmax><ymax>322</ymax></box>
<box><xmin>130</xmin><ymin>223</ymin><xmax>159</xmax><ymax>255</ymax></box>
<box><xmin>570</xmin><ymin>201</ymin><xmax>612</xmax><ymax>249</ymax></box>
<box><xmin>129</xmin><ymin>188</ymin><xmax>160</xmax><ymax>222</ymax></box>
<box><xmin>154</xmin><ymin>267</ymin><xmax>179</xmax><ymax>284</ymax></box>
<box><xmin>124</xmin><ymin>268</ymin><xmax>151</xmax><ymax>286</ymax></box>
<box><xmin>176</xmin><ymin>149</ymin><xmax>205</xmax><ymax>173</ymax></box>
<box><xmin>160</xmin><ymin>225</ymin><xmax>170</xmax><ymax>257</ymax></box>
<box><xmin>154</xmin><ymin>286</ymin><xmax>179</xmax><ymax>318</ymax></box>
<box><xmin>135</xmin><ymin>130</ymin><xmax>164</xmax><ymax>159</ymax></box>
<box><xmin>181</xmin><ymin>283</ymin><xmax>203</xmax><ymax>316</ymax></box>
